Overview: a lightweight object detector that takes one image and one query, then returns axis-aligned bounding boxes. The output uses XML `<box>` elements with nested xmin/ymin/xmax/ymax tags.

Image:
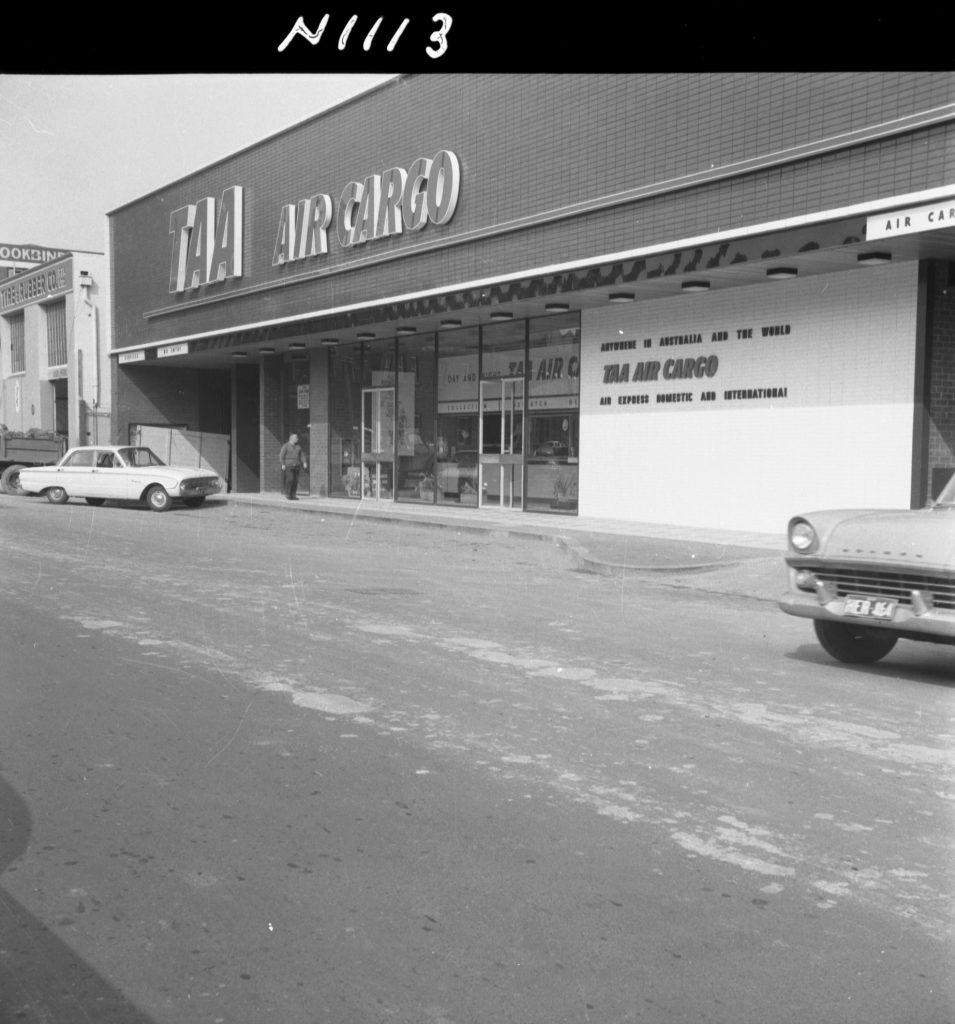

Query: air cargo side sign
<box><xmin>866</xmin><ymin>197</ymin><xmax>955</xmax><ymax>239</ymax></box>
<box><xmin>168</xmin><ymin>151</ymin><xmax>460</xmax><ymax>294</ymax></box>
<box><xmin>271</xmin><ymin>149</ymin><xmax>460</xmax><ymax>266</ymax></box>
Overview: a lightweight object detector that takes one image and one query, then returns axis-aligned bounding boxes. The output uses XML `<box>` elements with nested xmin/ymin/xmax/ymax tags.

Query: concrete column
<box><xmin>309</xmin><ymin>349</ymin><xmax>331</xmax><ymax>497</ymax></box>
<box><xmin>260</xmin><ymin>355</ymin><xmax>283</xmax><ymax>493</ymax></box>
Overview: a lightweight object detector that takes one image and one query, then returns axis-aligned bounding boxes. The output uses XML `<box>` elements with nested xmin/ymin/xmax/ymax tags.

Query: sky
<box><xmin>0</xmin><ymin>74</ymin><xmax>395</xmax><ymax>255</ymax></box>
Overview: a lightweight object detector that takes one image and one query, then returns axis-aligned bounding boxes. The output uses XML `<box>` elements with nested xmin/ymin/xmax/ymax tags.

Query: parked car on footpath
<box><xmin>778</xmin><ymin>475</ymin><xmax>955</xmax><ymax>664</ymax></box>
<box><xmin>8</xmin><ymin>445</ymin><xmax>222</xmax><ymax>512</ymax></box>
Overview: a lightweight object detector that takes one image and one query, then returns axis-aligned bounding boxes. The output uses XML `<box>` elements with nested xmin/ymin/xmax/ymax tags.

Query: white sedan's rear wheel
<box><xmin>0</xmin><ymin>464</ymin><xmax>26</xmax><ymax>495</ymax></box>
<box><xmin>146</xmin><ymin>485</ymin><xmax>171</xmax><ymax>512</ymax></box>
<box><xmin>46</xmin><ymin>486</ymin><xmax>69</xmax><ymax>505</ymax></box>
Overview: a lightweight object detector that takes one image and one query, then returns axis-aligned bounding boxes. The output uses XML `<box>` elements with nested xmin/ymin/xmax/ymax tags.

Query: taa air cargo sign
<box><xmin>168</xmin><ymin>151</ymin><xmax>460</xmax><ymax>295</ymax></box>
<box><xmin>169</xmin><ymin>186</ymin><xmax>244</xmax><ymax>294</ymax></box>
<box><xmin>271</xmin><ymin>150</ymin><xmax>461</xmax><ymax>267</ymax></box>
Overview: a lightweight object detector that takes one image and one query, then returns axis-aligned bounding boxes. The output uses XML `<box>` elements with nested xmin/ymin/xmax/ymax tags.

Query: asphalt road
<box><xmin>0</xmin><ymin>494</ymin><xmax>952</xmax><ymax>1024</ymax></box>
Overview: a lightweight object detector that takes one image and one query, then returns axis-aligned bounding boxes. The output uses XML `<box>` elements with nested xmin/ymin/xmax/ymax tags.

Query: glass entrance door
<box><xmin>361</xmin><ymin>387</ymin><xmax>395</xmax><ymax>500</ymax></box>
<box><xmin>479</xmin><ymin>378</ymin><xmax>524</xmax><ymax>509</ymax></box>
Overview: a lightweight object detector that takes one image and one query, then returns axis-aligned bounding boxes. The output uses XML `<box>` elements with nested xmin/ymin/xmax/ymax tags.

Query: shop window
<box><xmin>284</xmin><ymin>357</ymin><xmax>311</xmax><ymax>495</ymax></box>
<box><xmin>328</xmin><ymin>346</ymin><xmax>362</xmax><ymax>497</ymax></box>
<box><xmin>435</xmin><ymin>326</ymin><xmax>479</xmax><ymax>505</ymax></box>
<box><xmin>526</xmin><ymin>313</ymin><xmax>580</xmax><ymax>514</ymax></box>
<box><xmin>46</xmin><ymin>300</ymin><xmax>67</xmax><ymax>369</ymax></box>
<box><xmin>362</xmin><ymin>337</ymin><xmax>397</xmax><ymax>388</ymax></box>
<box><xmin>395</xmin><ymin>333</ymin><xmax>438</xmax><ymax>503</ymax></box>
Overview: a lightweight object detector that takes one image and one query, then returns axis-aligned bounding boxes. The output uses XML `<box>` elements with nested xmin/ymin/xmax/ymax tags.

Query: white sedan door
<box><xmin>55</xmin><ymin>449</ymin><xmax>99</xmax><ymax>497</ymax></box>
<box><xmin>90</xmin><ymin>449</ymin><xmax>131</xmax><ymax>500</ymax></box>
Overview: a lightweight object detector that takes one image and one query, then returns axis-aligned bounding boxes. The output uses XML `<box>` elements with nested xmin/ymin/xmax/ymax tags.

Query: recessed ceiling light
<box><xmin>857</xmin><ymin>251</ymin><xmax>892</xmax><ymax>265</ymax></box>
<box><xmin>397</xmin><ymin>326</ymin><xmax>417</xmax><ymax>335</ymax></box>
<box><xmin>357</xmin><ymin>332</ymin><xmax>376</xmax><ymax>340</ymax></box>
<box><xmin>232</xmin><ymin>351</ymin><xmax>248</xmax><ymax>359</ymax></box>
<box><xmin>441</xmin><ymin>319</ymin><xmax>463</xmax><ymax>328</ymax></box>
<box><xmin>258</xmin><ymin>347</ymin><xmax>276</xmax><ymax>355</ymax></box>
<box><xmin>289</xmin><ymin>342</ymin><xmax>307</xmax><ymax>350</ymax></box>
<box><xmin>490</xmin><ymin>311</ymin><xmax>513</xmax><ymax>321</ymax></box>
<box><xmin>545</xmin><ymin>302</ymin><xmax>570</xmax><ymax>312</ymax></box>
<box><xmin>609</xmin><ymin>292</ymin><xmax>635</xmax><ymax>303</ymax></box>
<box><xmin>320</xmin><ymin>338</ymin><xmax>339</xmax><ymax>346</ymax></box>
<box><xmin>681</xmin><ymin>281</ymin><xmax>710</xmax><ymax>292</ymax></box>
<box><xmin>766</xmin><ymin>267</ymin><xmax>798</xmax><ymax>280</ymax></box>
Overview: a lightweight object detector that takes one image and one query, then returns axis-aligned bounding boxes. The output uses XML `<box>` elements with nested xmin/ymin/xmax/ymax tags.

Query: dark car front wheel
<box><xmin>813</xmin><ymin>619</ymin><xmax>898</xmax><ymax>664</ymax></box>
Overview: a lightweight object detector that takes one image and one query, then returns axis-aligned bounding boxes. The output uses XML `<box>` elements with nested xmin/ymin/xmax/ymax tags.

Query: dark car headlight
<box><xmin>788</xmin><ymin>518</ymin><xmax>818</xmax><ymax>553</ymax></box>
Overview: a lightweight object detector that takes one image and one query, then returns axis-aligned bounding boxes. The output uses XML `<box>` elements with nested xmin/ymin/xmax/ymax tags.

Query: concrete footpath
<box><xmin>225</xmin><ymin>492</ymin><xmax>789</xmax><ymax>598</ymax></box>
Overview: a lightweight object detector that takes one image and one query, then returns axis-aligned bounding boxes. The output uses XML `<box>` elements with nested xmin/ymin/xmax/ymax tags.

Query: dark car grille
<box><xmin>806</xmin><ymin>563</ymin><xmax>955</xmax><ymax>609</ymax></box>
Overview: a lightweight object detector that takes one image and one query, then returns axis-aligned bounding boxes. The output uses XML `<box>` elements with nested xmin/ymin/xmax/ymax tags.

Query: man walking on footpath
<box><xmin>279</xmin><ymin>433</ymin><xmax>307</xmax><ymax>500</ymax></box>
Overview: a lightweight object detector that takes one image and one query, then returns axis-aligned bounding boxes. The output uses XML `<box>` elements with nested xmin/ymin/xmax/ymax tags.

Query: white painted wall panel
<box><xmin>579</xmin><ymin>263</ymin><xmax>918</xmax><ymax>533</ymax></box>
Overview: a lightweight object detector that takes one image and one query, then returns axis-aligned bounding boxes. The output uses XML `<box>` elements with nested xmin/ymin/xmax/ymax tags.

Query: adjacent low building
<box><xmin>0</xmin><ymin>245</ymin><xmax>111</xmax><ymax>448</ymax></box>
<box><xmin>107</xmin><ymin>73</ymin><xmax>955</xmax><ymax>533</ymax></box>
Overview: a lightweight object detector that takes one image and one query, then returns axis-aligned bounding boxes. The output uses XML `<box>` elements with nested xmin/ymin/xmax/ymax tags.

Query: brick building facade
<box><xmin>1</xmin><ymin>249</ymin><xmax>111</xmax><ymax>449</ymax></box>
<box><xmin>108</xmin><ymin>73</ymin><xmax>955</xmax><ymax>532</ymax></box>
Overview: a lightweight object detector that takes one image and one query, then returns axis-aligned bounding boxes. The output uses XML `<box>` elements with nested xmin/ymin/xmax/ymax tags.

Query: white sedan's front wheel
<box><xmin>146</xmin><ymin>485</ymin><xmax>171</xmax><ymax>512</ymax></box>
<box><xmin>46</xmin><ymin>486</ymin><xmax>69</xmax><ymax>505</ymax></box>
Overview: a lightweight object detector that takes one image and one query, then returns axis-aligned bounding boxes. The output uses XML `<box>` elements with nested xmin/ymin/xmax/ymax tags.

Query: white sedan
<box><xmin>10</xmin><ymin>445</ymin><xmax>222</xmax><ymax>512</ymax></box>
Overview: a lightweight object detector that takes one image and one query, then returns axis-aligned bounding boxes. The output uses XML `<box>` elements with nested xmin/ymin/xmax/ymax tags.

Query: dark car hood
<box><xmin>822</xmin><ymin>508</ymin><xmax>955</xmax><ymax>568</ymax></box>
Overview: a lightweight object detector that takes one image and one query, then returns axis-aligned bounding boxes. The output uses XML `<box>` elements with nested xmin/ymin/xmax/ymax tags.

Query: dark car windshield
<box><xmin>117</xmin><ymin>447</ymin><xmax>166</xmax><ymax>468</ymax></box>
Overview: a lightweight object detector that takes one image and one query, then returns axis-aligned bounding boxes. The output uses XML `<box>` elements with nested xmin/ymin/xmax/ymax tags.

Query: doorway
<box><xmin>479</xmin><ymin>377</ymin><xmax>524</xmax><ymax>509</ymax></box>
<box><xmin>285</xmin><ymin>359</ymin><xmax>310</xmax><ymax>495</ymax></box>
<box><xmin>361</xmin><ymin>387</ymin><xmax>395</xmax><ymax>500</ymax></box>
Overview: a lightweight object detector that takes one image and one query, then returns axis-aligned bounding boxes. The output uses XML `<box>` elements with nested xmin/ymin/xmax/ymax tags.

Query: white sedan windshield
<box><xmin>117</xmin><ymin>447</ymin><xmax>166</xmax><ymax>467</ymax></box>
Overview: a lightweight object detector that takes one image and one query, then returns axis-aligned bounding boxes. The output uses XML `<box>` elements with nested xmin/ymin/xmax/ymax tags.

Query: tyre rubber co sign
<box><xmin>167</xmin><ymin>150</ymin><xmax>461</xmax><ymax>294</ymax></box>
<box><xmin>0</xmin><ymin>260</ymin><xmax>71</xmax><ymax>312</ymax></box>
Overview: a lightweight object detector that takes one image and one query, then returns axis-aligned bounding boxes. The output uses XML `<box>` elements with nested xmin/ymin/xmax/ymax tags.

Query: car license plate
<box><xmin>844</xmin><ymin>595</ymin><xmax>897</xmax><ymax>620</ymax></box>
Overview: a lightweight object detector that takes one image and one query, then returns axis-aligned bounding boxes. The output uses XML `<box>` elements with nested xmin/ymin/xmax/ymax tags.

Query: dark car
<box><xmin>778</xmin><ymin>475</ymin><xmax>955</xmax><ymax>663</ymax></box>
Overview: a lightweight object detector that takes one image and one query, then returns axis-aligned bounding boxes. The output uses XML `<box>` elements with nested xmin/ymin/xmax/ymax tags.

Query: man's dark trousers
<box><xmin>284</xmin><ymin>465</ymin><xmax>301</xmax><ymax>499</ymax></box>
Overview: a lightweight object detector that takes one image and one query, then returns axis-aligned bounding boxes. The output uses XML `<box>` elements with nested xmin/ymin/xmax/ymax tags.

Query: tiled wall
<box><xmin>927</xmin><ymin>261</ymin><xmax>955</xmax><ymax>498</ymax></box>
